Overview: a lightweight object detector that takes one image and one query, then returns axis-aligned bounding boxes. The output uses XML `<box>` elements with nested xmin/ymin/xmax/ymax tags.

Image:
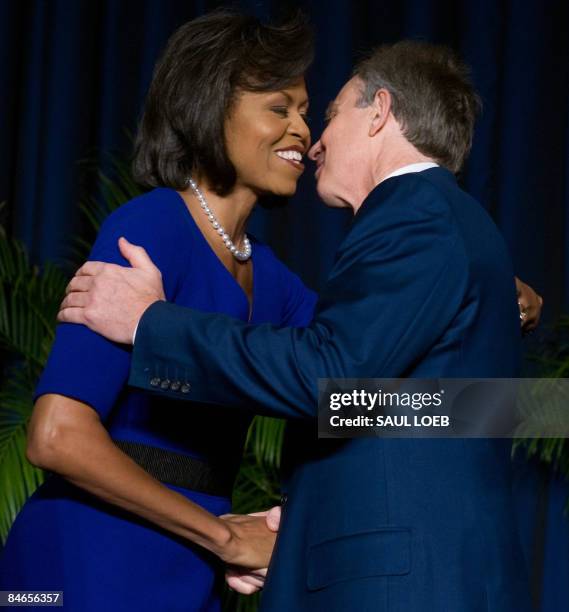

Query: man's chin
<box><xmin>316</xmin><ymin>183</ymin><xmax>344</xmax><ymax>209</ymax></box>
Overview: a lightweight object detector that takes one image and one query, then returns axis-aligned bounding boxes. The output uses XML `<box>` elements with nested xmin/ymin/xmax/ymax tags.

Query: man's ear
<box><xmin>369</xmin><ymin>88</ymin><xmax>392</xmax><ymax>137</ymax></box>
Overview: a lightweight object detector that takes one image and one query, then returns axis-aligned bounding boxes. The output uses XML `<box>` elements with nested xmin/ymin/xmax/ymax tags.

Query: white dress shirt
<box><xmin>380</xmin><ymin>161</ymin><xmax>439</xmax><ymax>184</ymax></box>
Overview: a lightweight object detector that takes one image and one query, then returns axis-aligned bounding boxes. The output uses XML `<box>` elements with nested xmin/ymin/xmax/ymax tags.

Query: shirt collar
<box><xmin>380</xmin><ymin>162</ymin><xmax>439</xmax><ymax>184</ymax></box>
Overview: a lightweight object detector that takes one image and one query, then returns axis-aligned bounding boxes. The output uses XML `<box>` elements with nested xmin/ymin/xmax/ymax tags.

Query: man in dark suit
<box><xmin>60</xmin><ymin>42</ymin><xmax>534</xmax><ymax>611</ymax></box>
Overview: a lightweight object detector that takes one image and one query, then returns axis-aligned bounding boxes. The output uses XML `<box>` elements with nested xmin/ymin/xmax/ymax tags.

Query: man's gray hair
<box><xmin>353</xmin><ymin>40</ymin><xmax>481</xmax><ymax>173</ymax></box>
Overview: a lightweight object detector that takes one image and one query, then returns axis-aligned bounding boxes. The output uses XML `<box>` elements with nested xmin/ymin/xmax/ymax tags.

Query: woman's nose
<box><xmin>290</xmin><ymin>112</ymin><xmax>311</xmax><ymax>148</ymax></box>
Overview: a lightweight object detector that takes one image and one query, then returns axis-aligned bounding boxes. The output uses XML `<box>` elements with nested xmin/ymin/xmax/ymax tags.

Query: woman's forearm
<box><xmin>27</xmin><ymin>394</ymin><xmax>231</xmax><ymax>556</ymax></box>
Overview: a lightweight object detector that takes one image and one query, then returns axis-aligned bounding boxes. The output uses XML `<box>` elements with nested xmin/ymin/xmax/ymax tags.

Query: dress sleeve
<box><xmin>278</xmin><ymin>264</ymin><xmax>317</xmax><ymax>328</ymax></box>
<box><xmin>34</xmin><ymin>200</ymin><xmax>180</xmax><ymax>421</ymax></box>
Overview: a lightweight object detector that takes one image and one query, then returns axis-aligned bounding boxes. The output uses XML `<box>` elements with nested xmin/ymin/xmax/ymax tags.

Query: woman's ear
<box><xmin>369</xmin><ymin>88</ymin><xmax>392</xmax><ymax>137</ymax></box>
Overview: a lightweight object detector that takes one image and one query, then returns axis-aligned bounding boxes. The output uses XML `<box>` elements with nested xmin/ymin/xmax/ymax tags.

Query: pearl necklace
<box><xmin>186</xmin><ymin>177</ymin><xmax>252</xmax><ymax>262</ymax></box>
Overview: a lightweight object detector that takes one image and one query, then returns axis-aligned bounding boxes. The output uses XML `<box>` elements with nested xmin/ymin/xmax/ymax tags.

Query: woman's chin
<box><xmin>253</xmin><ymin>174</ymin><xmax>300</xmax><ymax>199</ymax></box>
<box><xmin>269</xmin><ymin>182</ymin><xmax>298</xmax><ymax>198</ymax></box>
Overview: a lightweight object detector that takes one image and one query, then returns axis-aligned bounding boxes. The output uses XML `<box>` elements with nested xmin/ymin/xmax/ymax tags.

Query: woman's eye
<box><xmin>271</xmin><ymin>107</ymin><xmax>310</xmax><ymax>124</ymax></box>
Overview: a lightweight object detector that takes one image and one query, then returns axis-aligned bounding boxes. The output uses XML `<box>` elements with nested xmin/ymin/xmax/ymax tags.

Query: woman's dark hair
<box><xmin>133</xmin><ymin>10</ymin><xmax>314</xmax><ymax>195</ymax></box>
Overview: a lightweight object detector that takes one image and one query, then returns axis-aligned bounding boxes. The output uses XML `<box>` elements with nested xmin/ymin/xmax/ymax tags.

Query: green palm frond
<box><xmin>232</xmin><ymin>416</ymin><xmax>285</xmax><ymax>515</ymax></box>
<box><xmin>0</xmin><ymin>233</ymin><xmax>68</xmax><ymax>544</ymax></box>
<box><xmin>0</xmin><ymin>236</ymin><xmax>68</xmax><ymax>366</ymax></box>
<box><xmin>232</xmin><ymin>451</ymin><xmax>282</xmax><ymax>515</ymax></box>
<box><xmin>0</xmin><ymin>370</ymin><xmax>45</xmax><ymax>543</ymax></box>
<box><xmin>515</xmin><ymin>316</ymin><xmax>569</xmax><ymax>507</ymax></box>
<box><xmin>245</xmin><ymin>416</ymin><xmax>286</xmax><ymax>469</ymax></box>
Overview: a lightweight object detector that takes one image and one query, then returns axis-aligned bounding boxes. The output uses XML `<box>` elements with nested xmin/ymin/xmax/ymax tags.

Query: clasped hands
<box><xmin>219</xmin><ymin>506</ymin><xmax>281</xmax><ymax>594</ymax></box>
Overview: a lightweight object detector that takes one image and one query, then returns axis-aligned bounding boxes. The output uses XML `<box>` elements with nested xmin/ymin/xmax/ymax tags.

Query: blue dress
<box><xmin>0</xmin><ymin>188</ymin><xmax>316</xmax><ymax>611</ymax></box>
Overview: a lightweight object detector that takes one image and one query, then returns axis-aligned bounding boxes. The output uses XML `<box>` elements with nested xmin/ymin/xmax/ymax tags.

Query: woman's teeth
<box><xmin>276</xmin><ymin>150</ymin><xmax>303</xmax><ymax>162</ymax></box>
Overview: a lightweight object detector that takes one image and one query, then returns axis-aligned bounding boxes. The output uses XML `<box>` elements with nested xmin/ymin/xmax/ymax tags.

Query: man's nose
<box><xmin>308</xmin><ymin>140</ymin><xmax>322</xmax><ymax>161</ymax></box>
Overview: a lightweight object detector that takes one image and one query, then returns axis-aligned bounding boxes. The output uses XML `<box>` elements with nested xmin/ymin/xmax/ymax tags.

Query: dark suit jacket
<box><xmin>130</xmin><ymin>168</ymin><xmax>531</xmax><ymax>611</ymax></box>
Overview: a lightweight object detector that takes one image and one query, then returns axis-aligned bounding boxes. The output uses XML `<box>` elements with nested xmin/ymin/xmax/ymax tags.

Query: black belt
<box><xmin>113</xmin><ymin>440</ymin><xmax>235</xmax><ymax>498</ymax></box>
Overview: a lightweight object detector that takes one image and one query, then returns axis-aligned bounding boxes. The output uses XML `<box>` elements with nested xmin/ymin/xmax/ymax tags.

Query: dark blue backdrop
<box><xmin>2</xmin><ymin>1</ymin><xmax>568</xmax><ymax>609</ymax></box>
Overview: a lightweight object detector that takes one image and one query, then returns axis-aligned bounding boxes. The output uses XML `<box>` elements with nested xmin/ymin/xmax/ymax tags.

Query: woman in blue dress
<box><xmin>0</xmin><ymin>11</ymin><xmax>316</xmax><ymax>611</ymax></box>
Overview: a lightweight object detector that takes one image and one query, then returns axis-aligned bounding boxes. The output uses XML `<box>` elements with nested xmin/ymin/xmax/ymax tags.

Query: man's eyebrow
<box><xmin>325</xmin><ymin>102</ymin><xmax>337</xmax><ymax>119</ymax></box>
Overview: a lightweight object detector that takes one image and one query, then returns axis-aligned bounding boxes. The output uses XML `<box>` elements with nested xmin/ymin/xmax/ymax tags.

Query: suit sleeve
<box><xmin>129</xmin><ymin>178</ymin><xmax>469</xmax><ymax>419</ymax></box>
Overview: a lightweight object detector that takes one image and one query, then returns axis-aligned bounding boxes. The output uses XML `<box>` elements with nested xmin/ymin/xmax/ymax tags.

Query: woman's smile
<box><xmin>274</xmin><ymin>145</ymin><xmax>306</xmax><ymax>173</ymax></box>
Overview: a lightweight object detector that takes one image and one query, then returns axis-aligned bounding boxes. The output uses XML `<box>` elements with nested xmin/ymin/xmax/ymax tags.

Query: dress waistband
<box><xmin>112</xmin><ymin>439</ymin><xmax>235</xmax><ymax>498</ymax></box>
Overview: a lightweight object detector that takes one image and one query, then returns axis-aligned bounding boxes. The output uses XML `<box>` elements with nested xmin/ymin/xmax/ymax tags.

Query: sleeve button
<box><xmin>180</xmin><ymin>383</ymin><xmax>191</xmax><ymax>394</ymax></box>
<box><xmin>150</xmin><ymin>377</ymin><xmax>161</xmax><ymax>387</ymax></box>
<box><xmin>160</xmin><ymin>379</ymin><xmax>171</xmax><ymax>390</ymax></box>
<box><xmin>170</xmin><ymin>381</ymin><xmax>181</xmax><ymax>391</ymax></box>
